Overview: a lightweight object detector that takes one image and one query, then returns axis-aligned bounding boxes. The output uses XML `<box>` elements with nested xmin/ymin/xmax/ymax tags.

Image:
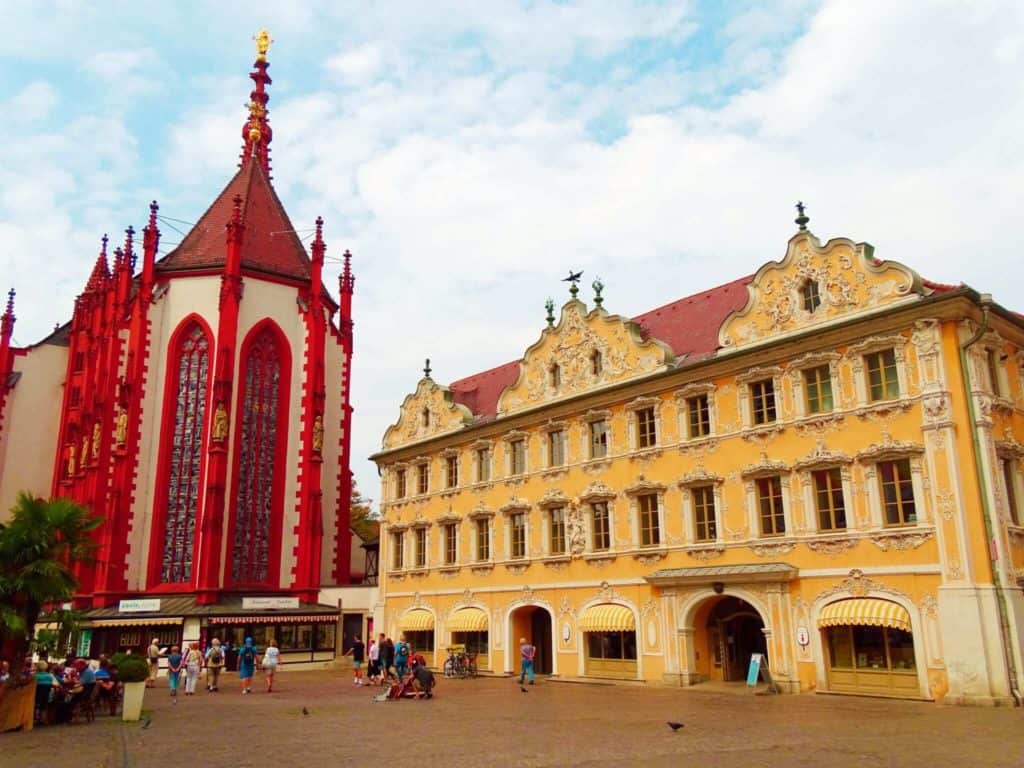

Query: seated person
<box><xmin>410</xmin><ymin>657</ymin><xmax>435</xmax><ymax>699</ymax></box>
<box><xmin>79</xmin><ymin>659</ymin><xmax>96</xmax><ymax>685</ymax></box>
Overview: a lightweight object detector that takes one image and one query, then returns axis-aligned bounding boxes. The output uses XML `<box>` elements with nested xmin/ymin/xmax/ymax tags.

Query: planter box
<box><xmin>122</xmin><ymin>681</ymin><xmax>146</xmax><ymax>722</ymax></box>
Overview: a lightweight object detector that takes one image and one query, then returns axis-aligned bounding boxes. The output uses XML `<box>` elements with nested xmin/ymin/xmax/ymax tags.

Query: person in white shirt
<box><xmin>368</xmin><ymin>639</ymin><xmax>380</xmax><ymax>684</ymax></box>
<box><xmin>260</xmin><ymin>639</ymin><xmax>281</xmax><ymax>693</ymax></box>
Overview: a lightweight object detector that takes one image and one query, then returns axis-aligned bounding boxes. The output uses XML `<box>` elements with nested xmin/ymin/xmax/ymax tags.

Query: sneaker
<box><xmin>529</xmin><ymin>681</ymin><xmax>534</xmax><ymax>685</ymax></box>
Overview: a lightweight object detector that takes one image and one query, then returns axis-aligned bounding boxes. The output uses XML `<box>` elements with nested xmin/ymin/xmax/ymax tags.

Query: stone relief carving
<box><xmin>686</xmin><ymin>546</ymin><xmax>726</xmax><ymax>561</ymax></box>
<box><xmin>814</xmin><ymin>568</ymin><xmax>910</xmax><ymax>603</ymax></box>
<box><xmin>383</xmin><ymin>377</ymin><xmax>474</xmax><ymax>449</ymax></box>
<box><xmin>751</xmin><ymin>541</ymin><xmax>795</xmax><ymax>557</ymax></box>
<box><xmin>869</xmin><ymin>529</ymin><xmax>934</xmax><ymax>551</ymax></box>
<box><xmin>805</xmin><ymin>538</ymin><xmax>858</xmax><ymax>556</ymax></box>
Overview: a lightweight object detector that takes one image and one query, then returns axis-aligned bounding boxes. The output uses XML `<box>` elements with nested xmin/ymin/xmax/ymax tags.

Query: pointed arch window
<box><xmin>232</xmin><ymin>327</ymin><xmax>287</xmax><ymax>585</ymax></box>
<box><xmin>161</xmin><ymin>323</ymin><xmax>210</xmax><ymax>583</ymax></box>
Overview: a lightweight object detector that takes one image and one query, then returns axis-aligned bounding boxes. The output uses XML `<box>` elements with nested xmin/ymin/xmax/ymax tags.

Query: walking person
<box><xmin>167</xmin><ymin>645</ymin><xmax>184</xmax><ymax>699</ymax></box>
<box><xmin>238</xmin><ymin>637</ymin><xmax>258</xmax><ymax>694</ymax></box>
<box><xmin>205</xmin><ymin>638</ymin><xmax>225</xmax><ymax>691</ymax></box>
<box><xmin>344</xmin><ymin>635</ymin><xmax>366</xmax><ymax>685</ymax></box>
<box><xmin>184</xmin><ymin>642</ymin><xmax>203</xmax><ymax>696</ymax></box>
<box><xmin>378</xmin><ymin>634</ymin><xmax>394</xmax><ymax>685</ymax></box>
<box><xmin>260</xmin><ymin>639</ymin><xmax>280</xmax><ymax>693</ymax></box>
<box><xmin>394</xmin><ymin>633</ymin><xmax>411</xmax><ymax>679</ymax></box>
<box><xmin>367</xmin><ymin>637</ymin><xmax>380</xmax><ymax>684</ymax></box>
<box><xmin>146</xmin><ymin>637</ymin><xmax>162</xmax><ymax>688</ymax></box>
<box><xmin>518</xmin><ymin>638</ymin><xmax>536</xmax><ymax>686</ymax></box>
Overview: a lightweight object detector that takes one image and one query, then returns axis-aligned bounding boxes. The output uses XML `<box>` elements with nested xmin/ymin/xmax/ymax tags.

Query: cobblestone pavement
<box><xmin>5</xmin><ymin>671</ymin><xmax>1024</xmax><ymax>768</ymax></box>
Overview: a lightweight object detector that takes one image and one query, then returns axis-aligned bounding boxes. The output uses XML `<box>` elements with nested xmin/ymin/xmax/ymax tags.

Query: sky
<box><xmin>2</xmin><ymin>0</ymin><xmax>1023</xmax><ymax>511</ymax></box>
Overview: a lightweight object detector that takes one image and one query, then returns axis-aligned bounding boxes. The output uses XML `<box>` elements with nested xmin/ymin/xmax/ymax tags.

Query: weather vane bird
<box><xmin>562</xmin><ymin>270</ymin><xmax>584</xmax><ymax>284</ymax></box>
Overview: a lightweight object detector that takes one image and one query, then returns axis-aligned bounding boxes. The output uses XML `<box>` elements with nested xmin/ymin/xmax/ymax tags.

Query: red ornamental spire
<box><xmin>340</xmin><ymin>249</ymin><xmax>354</xmax><ymax>295</ymax></box>
<box><xmin>1</xmin><ymin>288</ymin><xmax>14</xmax><ymax>338</ymax></box>
<box><xmin>86</xmin><ymin>236</ymin><xmax>111</xmax><ymax>293</ymax></box>
<box><xmin>239</xmin><ymin>28</ymin><xmax>273</xmax><ymax>175</ymax></box>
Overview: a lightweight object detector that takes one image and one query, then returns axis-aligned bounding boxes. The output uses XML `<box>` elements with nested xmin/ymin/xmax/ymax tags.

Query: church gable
<box><xmin>497</xmin><ymin>299</ymin><xmax>674</xmax><ymax>416</ymax></box>
<box><xmin>383</xmin><ymin>375</ymin><xmax>475</xmax><ymax>450</ymax></box>
<box><xmin>718</xmin><ymin>230</ymin><xmax>930</xmax><ymax>350</ymax></box>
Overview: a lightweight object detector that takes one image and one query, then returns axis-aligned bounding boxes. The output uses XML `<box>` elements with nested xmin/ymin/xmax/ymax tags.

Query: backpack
<box><xmin>209</xmin><ymin>647</ymin><xmax>224</xmax><ymax>665</ymax></box>
<box><xmin>241</xmin><ymin>646</ymin><xmax>256</xmax><ymax>663</ymax></box>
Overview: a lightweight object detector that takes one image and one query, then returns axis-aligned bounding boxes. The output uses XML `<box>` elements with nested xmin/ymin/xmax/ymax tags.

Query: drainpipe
<box><xmin>959</xmin><ymin>293</ymin><xmax>1023</xmax><ymax>706</ymax></box>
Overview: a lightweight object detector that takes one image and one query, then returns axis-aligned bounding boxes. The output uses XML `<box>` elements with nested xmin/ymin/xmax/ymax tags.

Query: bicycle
<box><xmin>443</xmin><ymin>645</ymin><xmax>478</xmax><ymax>678</ymax></box>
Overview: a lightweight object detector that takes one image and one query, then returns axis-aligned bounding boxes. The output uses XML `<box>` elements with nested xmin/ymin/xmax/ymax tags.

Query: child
<box><xmin>166</xmin><ymin>645</ymin><xmax>183</xmax><ymax>698</ymax></box>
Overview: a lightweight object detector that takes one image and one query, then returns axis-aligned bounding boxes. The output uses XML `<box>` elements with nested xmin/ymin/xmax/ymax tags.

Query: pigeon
<box><xmin>302</xmin><ymin>706</ymin><xmax>310</xmax><ymax>716</ymax></box>
<box><xmin>666</xmin><ymin>722</ymin><xmax>684</xmax><ymax>731</ymax></box>
<box><xmin>141</xmin><ymin>716</ymin><xmax>152</xmax><ymax>730</ymax></box>
<box><xmin>520</xmin><ymin>687</ymin><xmax>528</xmax><ymax>693</ymax></box>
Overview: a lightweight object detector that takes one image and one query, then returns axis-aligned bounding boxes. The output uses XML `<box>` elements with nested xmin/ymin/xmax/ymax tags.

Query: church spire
<box><xmin>1</xmin><ymin>288</ymin><xmax>14</xmax><ymax>340</ymax></box>
<box><xmin>239</xmin><ymin>28</ymin><xmax>274</xmax><ymax>175</ymax></box>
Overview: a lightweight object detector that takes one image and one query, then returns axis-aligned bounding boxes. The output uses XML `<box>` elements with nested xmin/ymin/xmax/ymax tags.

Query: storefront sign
<box><xmin>76</xmin><ymin>629</ymin><xmax>92</xmax><ymax>657</ymax></box>
<box><xmin>118</xmin><ymin>599</ymin><xmax>162</xmax><ymax>613</ymax></box>
<box><xmin>242</xmin><ymin>596</ymin><xmax>300</xmax><ymax>610</ymax></box>
<box><xmin>746</xmin><ymin>652</ymin><xmax>763</xmax><ymax>687</ymax></box>
<box><xmin>796</xmin><ymin>626</ymin><xmax>810</xmax><ymax>647</ymax></box>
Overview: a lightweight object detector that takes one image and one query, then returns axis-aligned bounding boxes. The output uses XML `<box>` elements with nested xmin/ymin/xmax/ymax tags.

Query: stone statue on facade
<box><xmin>312</xmin><ymin>414</ymin><xmax>324</xmax><ymax>453</ymax></box>
<box><xmin>212</xmin><ymin>402</ymin><xmax>229</xmax><ymax>441</ymax></box>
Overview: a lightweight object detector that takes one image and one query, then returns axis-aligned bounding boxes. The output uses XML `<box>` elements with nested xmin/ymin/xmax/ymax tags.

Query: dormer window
<box><xmin>421</xmin><ymin>407</ymin><xmax>430</xmax><ymax>428</ymax></box>
<box><xmin>550</xmin><ymin>363</ymin><xmax>561</xmax><ymax>389</ymax></box>
<box><xmin>801</xmin><ymin>279</ymin><xmax>821</xmax><ymax>313</ymax></box>
<box><xmin>590</xmin><ymin>350</ymin><xmax>602</xmax><ymax>376</ymax></box>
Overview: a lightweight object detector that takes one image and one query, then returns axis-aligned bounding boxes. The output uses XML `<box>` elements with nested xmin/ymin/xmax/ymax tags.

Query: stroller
<box><xmin>375</xmin><ymin>654</ymin><xmax>435</xmax><ymax>701</ymax></box>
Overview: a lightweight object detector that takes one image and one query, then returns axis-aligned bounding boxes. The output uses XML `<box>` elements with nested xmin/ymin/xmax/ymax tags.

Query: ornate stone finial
<box><xmin>545</xmin><ymin>298</ymin><xmax>555</xmax><ymax>328</ymax></box>
<box><xmin>423</xmin><ymin>358</ymin><xmax>432</xmax><ymax>380</ymax></box>
<box><xmin>100</xmin><ymin>233</ymin><xmax>109</xmax><ymax>258</ymax></box>
<box><xmin>592</xmin><ymin>277</ymin><xmax>604</xmax><ymax>308</ymax></box>
<box><xmin>562</xmin><ymin>269</ymin><xmax>583</xmax><ymax>299</ymax></box>
<box><xmin>254</xmin><ymin>28</ymin><xmax>272</xmax><ymax>62</ymax></box>
<box><xmin>240</xmin><ymin>34</ymin><xmax>273</xmax><ymax>173</ymax></box>
<box><xmin>1</xmin><ymin>288</ymin><xmax>14</xmax><ymax>336</ymax></box>
<box><xmin>123</xmin><ymin>225</ymin><xmax>135</xmax><ymax>266</ymax></box>
<box><xmin>795</xmin><ymin>200</ymin><xmax>810</xmax><ymax>231</ymax></box>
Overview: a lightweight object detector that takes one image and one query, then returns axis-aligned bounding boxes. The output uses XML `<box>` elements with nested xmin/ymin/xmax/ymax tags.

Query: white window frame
<box><xmin>800</xmin><ymin>463</ymin><xmax>854</xmax><ymax>533</ymax></box>
<box><xmin>471</xmin><ymin>440</ymin><xmax>494</xmax><ymax>485</ymax></box>
<box><xmin>996</xmin><ymin>450</ymin><xmax>1024</xmax><ymax>527</ymax></box>
<box><xmin>579</xmin><ymin>485</ymin><xmax>617</xmax><ymax>554</ymax></box>
<box><xmin>390</xmin><ymin>527</ymin><xmax>407</xmax><ymax>571</ymax></box>
<box><xmin>442</xmin><ymin>450</ymin><xmax>461</xmax><ymax>490</ymax></box>
<box><xmin>788</xmin><ymin>351</ymin><xmax>841</xmax><ymax>419</ymax></box>
<box><xmin>437</xmin><ymin>518</ymin><xmax>461</xmax><ymax>566</ymax></box>
<box><xmin>856</xmin><ymin>444</ymin><xmax>927</xmax><ymax>528</ymax></box>
<box><xmin>412</xmin><ymin>525</ymin><xmax>429</xmax><ymax>569</ymax></box>
<box><xmin>503</xmin><ymin>505</ymin><xmax>530</xmax><ymax>560</ymax></box>
<box><xmin>625</xmin><ymin>396</ymin><xmax>662</xmax><ymax>452</ymax></box>
<box><xmin>414</xmin><ymin>460</ymin><xmax>430</xmax><ymax>496</ymax></box>
<box><xmin>847</xmin><ymin>335</ymin><xmax>909</xmax><ymax>407</ymax></box>
<box><xmin>393</xmin><ymin>464</ymin><xmax>409</xmax><ymax>500</ymax></box>
<box><xmin>541</xmin><ymin>420</ymin><xmax>568</xmax><ymax>469</ymax></box>
<box><xmin>503</xmin><ymin>431</ymin><xmax>530</xmax><ymax>478</ymax></box>
<box><xmin>582</xmin><ymin>408</ymin><xmax>612</xmax><ymax>461</ymax></box>
<box><xmin>678</xmin><ymin>469</ymin><xmax>724</xmax><ymax>545</ymax></box>
<box><xmin>624</xmin><ymin>481</ymin><xmax>667</xmax><ymax>549</ymax></box>
<box><xmin>675</xmin><ymin>382</ymin><xmax>716</xmax><ymax>441</ymax></box>
<box><xmin>468</xmin><ymin>511</ymin><xmax>494</xmax><ymax>563</ymax></box>
<box><xmin>736</xmin><ymin>367</ymin><xmax>784</xmax><ymax>429</ymax></box>
<box><xmin>740</xmin><ymin>460</ymin><xmax>792</xmax><ymax>539</ymax></box>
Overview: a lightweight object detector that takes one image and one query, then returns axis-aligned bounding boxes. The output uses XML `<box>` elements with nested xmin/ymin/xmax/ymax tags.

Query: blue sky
<box><xmin>2</xmin><ymin>0</ymin><xmax>1023</xmax><ymax>507</ymax></box>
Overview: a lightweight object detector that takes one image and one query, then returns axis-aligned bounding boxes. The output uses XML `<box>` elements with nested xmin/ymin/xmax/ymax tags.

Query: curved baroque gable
<box><xmin>719</xmin><ymin>232</ymin><xmax>929</xmax><ymax>349</ymax></box>
<box><xmin>382</xmin><ymin>377</ymin><xmax>474</xmax><ymax>449</ymax></box>
<box><xmin>498</xmin><ymin>300</ymin><xmax>674</xmax><ymax>416</ymax></box>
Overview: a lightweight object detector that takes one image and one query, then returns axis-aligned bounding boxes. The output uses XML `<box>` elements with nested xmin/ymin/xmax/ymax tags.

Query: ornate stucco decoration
<box><xmin>579</xmin><ymin>481</ymin><xmax>617</xmax><ymax>503</ymax></box>
<box><xmin>499</xmin><ymin>497</ymin><xmax>531</xmax><ymax>515</ymax></box>
<box><xmin>623</xmin><ymin>476</ymin><xmax>668</xmax><ymax>496</ymax></box>
<box><xmin>740</xmin><ymin>453</ymin><xmax>791</xmax><ymax>479</ymax></box>
<box><xmin>792</xmin><ymin>444</ymin><xmax>854</xmax><ymax>471</ymax></box>
<box><xmin>856</xmin><ymin>437</ymin><xmax>926</xmax><ymax>462</ymax></box>
<box><xmin>869</xmin><ymin>528</ymin><xmax>934</xmax><ymax>551</ymax></box>
<box><xmin>805</xmin><ymin>537</ymin><xmax>858</xmax><ymax>556</ymax></box>
<box><xmin>467</xmin><ymin>501</ymin><xmax>495</xmax><ymax>520</ymax></box>
<box><xmin>497</xmin><ymin>299</ymin><xmax>675</xmax><ymax>416</ymax></box>
<box><xmin>686</xmin><ymin>545</ymin><xmax>726</xmax><ymax>560</ymax></box>
<box><xmin>536</xmin><ymin>488</ymin><xmax>570</xmax><ymax>509</ymax></box>
<box><xmin>383</xmin><ymin>376</ymin><xmax>474</xmax><ymax>450</ymax></box>
<box><xmin>595</xmin><ymin>581</ymin><xmax>619</xmax><ymax>601</ymax></box>
<box><xmin>677</xmin><ymin>465</ymin><xmax>725</xmax><ymax>487</ymax></box>
<box><xmin>814</xmin><ymin>568</ymin><xmax>910</xmax><ymax>602</ymax></box>
<box><xmin>719</xmin><ymin>231</ymin><xmax>928</xmax><ymax>350</ymax></box>
<box><xmin>751</xmin><ymin>541</ymin><xmax>795</xmax><ymax>557</ymax></box>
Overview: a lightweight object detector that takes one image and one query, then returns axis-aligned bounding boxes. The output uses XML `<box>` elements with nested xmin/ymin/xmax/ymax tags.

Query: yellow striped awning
<box><xmin>818</xmin><ymin>599</ymin><xmax>911</xmax><ymax>632</ymax></box>
<box><xmin>399</xmin><ymin>610</ymin><xmax>435</xmax><ymax>631</ymax></box>
<box><xmin>91</xmin><ymin>617</ymin><xmax>183</xmax><ymax>628</ymax></box>
<box><xmin>578</xmin><ymin>604</ymin><xmax>635</xmax><ymax>633</ymax></box>
<box><xmin>447</xmin><ymin>608</ymin><xmax>488</xmax><ymax>632</ymax></box>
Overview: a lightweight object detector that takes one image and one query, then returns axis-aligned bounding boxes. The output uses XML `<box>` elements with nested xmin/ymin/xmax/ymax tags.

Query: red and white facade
<box><xmin>0</xmin><ymin>47</ymin><xmax>358</xmax><ymax>614</ymax></box>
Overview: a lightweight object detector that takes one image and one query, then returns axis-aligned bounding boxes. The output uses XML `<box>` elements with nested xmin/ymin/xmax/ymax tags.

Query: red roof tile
<box><xmin>156</xmin><ymin>162</ymin><xmax>311</xmax><ymax>281</ymax></box>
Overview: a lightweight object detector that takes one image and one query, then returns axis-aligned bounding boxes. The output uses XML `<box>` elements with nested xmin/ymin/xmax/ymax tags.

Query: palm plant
<box><xmin>0</xmin><ymin>492</ymin><xmax>102</xmax><ymax>661</ymax></box>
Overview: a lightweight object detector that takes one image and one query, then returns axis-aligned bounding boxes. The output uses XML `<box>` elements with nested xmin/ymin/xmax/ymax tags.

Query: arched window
<box><xmin>231</xmin><ymin>326</ymin><xmax>287</xmax><ymax>585</ymax></box>
<box><xmin>160</xmin><ymin>322</ymin><xmax>211</xmax><ymax>583</ymax></box>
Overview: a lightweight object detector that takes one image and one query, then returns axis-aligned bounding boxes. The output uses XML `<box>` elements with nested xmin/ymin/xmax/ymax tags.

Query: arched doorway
<box><xmin>702</xmin><ymin>596</ymin><xmax>766</xmax><ymax>682</ymax></box>
<box><xmin>509</xmin><ymin>606</ymin><xmax>553</xmax><ymax>675</ymax></box>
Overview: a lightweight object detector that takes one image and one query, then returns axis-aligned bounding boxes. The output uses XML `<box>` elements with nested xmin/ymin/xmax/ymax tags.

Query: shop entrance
<box><xmin>705</xmin><ymin>597</ymin><xmax>766</xmax><ymax>682</ymax></box>
<box><xmin>509</xmin><ymin>606</ymin><xmax>553</xmax><ymax>675</ymax></box>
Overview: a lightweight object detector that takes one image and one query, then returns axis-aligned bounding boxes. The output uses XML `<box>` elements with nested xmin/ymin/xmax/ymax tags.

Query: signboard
<box><xmin>746</xmin><ymin>652</ymin><xmax>763</xmax><ymax>687</ymax></box>
<box><xmin>118</xmin><ymin>598</ymin><xmax>161</xmax><ymax>613</ymax></box>
<box><xmin>796</xmin><ymin>626</ymin><xmax>810</xmax><ymax>647</ymax></box>
<box><xmin>242</xmin><ymin>596</ymin><xmax>300</xmax><ymax>611</ymax></box>
<box><xmin>76</xmin><ymin>629</ymin><xmax>92</xmax><ymax>657</ymax></box>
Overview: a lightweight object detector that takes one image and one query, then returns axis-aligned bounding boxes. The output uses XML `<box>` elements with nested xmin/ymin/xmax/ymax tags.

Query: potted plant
<box><xmin>113</xmin><ymin>653</ymin><xmax>150</xmax><ymax>722</ymax></box>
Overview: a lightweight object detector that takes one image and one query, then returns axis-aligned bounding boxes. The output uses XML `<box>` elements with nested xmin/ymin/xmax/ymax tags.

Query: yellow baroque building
<box><xmin>371</xmin><ymin>219</ymin><xmax>1024</xmax><ymax>704</ymax></box>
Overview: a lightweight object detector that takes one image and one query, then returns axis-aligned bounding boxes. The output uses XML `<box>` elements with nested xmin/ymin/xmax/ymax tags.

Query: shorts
<box><xmin>352</xmin><ymin>661</ymin><xmax>362</xmax><ymax>670</ymax></box>
<box><xmin>263</xmin><ymin>663</ymin><xmax>278</xmax><ymax>674</ymax></box>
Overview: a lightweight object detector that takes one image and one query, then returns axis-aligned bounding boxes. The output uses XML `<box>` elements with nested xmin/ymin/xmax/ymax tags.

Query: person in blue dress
<box><xmin>238</xmin><ymin>637</ymin><xmax>258</xmax><ymax>694</ymax></box>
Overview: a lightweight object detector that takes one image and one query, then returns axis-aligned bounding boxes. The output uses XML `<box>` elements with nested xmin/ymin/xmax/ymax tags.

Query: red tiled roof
<box><xmin>449</xmin><ymin>360</ymin><xmax>521</xmax><ymax>422</ymax></box>
<box><xmin>156</xmin><ymin>162</ymin><xmax>311</xmax><ymax>281</ymax></box>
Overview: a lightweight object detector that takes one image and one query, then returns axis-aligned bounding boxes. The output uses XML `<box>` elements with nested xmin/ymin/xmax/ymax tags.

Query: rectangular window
<box><xmin>511</xmin><ymin>512</ymin><xmax>527</xmax><ymax>559</ymax></box>
<box><xmin>591</xmin><ymin>502</ymin><xmax>610</xmax><ymax>551</ymax></box>
<box><xmin>814</xmin><ymin>468</ymin><xmax>847</xmax><ymax>531</ymax></box>
<box><xmin>636</xmin><ymin>407</ymin><xmax>657</xmax><ymax>449</ymax></box>
<box><xmin>590</xmin><ymin>419</ymin><xmax>609</xmax><ymax>459</ymax></box>
<box><xmin>417</xmin><ymin>463</ymin><xmax>429</xmax><ymax>495</ymax></box>
<box><xmin>987</xmin><ymin>349</ymin><xmax>1003</xmax><ymax>396</ymax></box>
<box><xmin>750</xmin><ymin>379</ymin><xmax>777</xmax><ymax>425</ymax></box>
<box><xmin>395</xmin><ymin>468</ymin><xmax>407</xmax><ymax>499</ymax></box>
<box><xmin>1003</xmin><ymin>459</ymin><xmax>1021</xmax><ymax>526</ymax></box>
<box><xmin>444</xmin><ymin>523</ymin><xmax>458</xmax><ymax>565</ymax></box>
<box><xmin>804</xmin><ymin>365</ymin><xmax>834</xmax><ymax>413</ymax></box>
<box><xmin>548</xmin><ymin>430</ymin><xmax>566</xmax><ymax>467</ymax></box>
<box><xmin>757</xmin><ymin>476</ymin><xmax>785</xmax><ymax>536</ymax></box>
<box><xmin>445</xmin><ymin>455</ymin><xmax>459</xmax><ymax>488</ymax></box>
<box><xmin>687</xmin><ymin>394</ymin><xmax>710</xmax><ymax>438</ymax></box>
<box><xmin>475</xmin><ymin>518</ymin><xmax>490</xmax><ymax>561</ymax></box>
<box><xmin>638</xmin><ymin>493</ymin><xmax>660</xmax><ymax>547</ymax></box>
<box><xmin>878</xmin><ymin>458</ymin><xmax>916</xmax><ymax>526</ymax></box>
<box><xmin>549</xmin><ymin>507</ymin><xmax>566</xmax><ymax>555</ymax></box>
<box><xmin>475</xmin><ymin>447</ymin><xmax>491</xmax><ymax>482</ymax></box>
<box><xmin>692</xmin><ymin>485</ymin><xmax>717</xmax><ymax>542</ymax></box>
<box><xmin>510</xmin><ymin>439</ymin><xmax>526</xmax><ymax>476</ymax></box>
<box><xmin>866</xmin><ymin>349</ymin><xmax>899</xmax><ymax>401</ymax></box>
<box><xmin>391</xmin><ymin>530</ymin><xmax>404</xmax><ymax>570</ymax></box>
<box><xmin>414</xmin><ymin>527</ymin><xmax>427</xmax><ymax>568</ymax></box>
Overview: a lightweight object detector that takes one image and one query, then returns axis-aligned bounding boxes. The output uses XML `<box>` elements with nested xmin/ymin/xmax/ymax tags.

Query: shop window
<box><xmin>548</xmin><ymin>429</ymin><xmax>566</xmax><ymax>467</ymax></box>
<box><xmin>510</xmin><ymin>512</ymin><xmax>527</xmax><ymax>559</ymax></box>
<box><xmin>315</xmin><ymin>623</ymin><xmax>336</xmax><ymax>651</ymax></box>
<box><xmin>475</xmin><ymin>518</ymin><xmax>491</xmax><ymax>561</ymax></box>
<box><xmin>802</xmin><ymin>279</ymin><xmax>821</xmax><ymax>313</ymax></box>
<box><xmin>1002</xmin><ymin>459</ymin><xmax>1021</xmax><ymax>526</ymax></box>
<box><xmin>549</xmin><ymin>506</ymin><xmax>566</xmax><ymax>555</ymax></box>
<box><xmin>749</xmin><ymin>379</ymin><xmax>777</xmax><ymax>425</ymax></box>
<box><xmin>591</xmin><ymin>502</ymin><xmax>610</xmax><ymax>551</ymax></box>
<box><xmin>814</xmin><ymin>468</ymin><xmax>847</xmax><ymax>531</ymax></box>
<box><xmin>295</xmin><ymin>624</ymin><xmax>313</xmax><ymax>650</ymax></box>
<box><xmin>865</xmin><ymin>349</ymin><xmax>899</xmax><ymax>401</ymax></box>
<box><xmin>510</xmin><ymin>439</ymin><xmax>526</xmax><ymax>476</ymax></box>
<box><xmin>757</xmin><ymin>476</ymin><xmax>785</xmax><ymax>536</ymax></box>
<box><xmin>692</xmin><ymin>485</ymin><xmax>717</xmax><ymax>542</ymax></box>
<box><xmin>878</xmin><ymin>459</ymin><xmax>916</xmax><ymax>526</ymax></box>
<box><xmin>444</xmin><ymin>523</ymin><xmax>458</xmax><ymax>565</ymax></box>
<box><xmin>278</xmin><ymin>624</ymin><xmax>298</xmax><ymax>650</ymax></box>
<box><xmin>475</xmin><ymin>447</ymin><xmax>491</xmax><ymax>482</ymax></box>
<box><xmin>404</xmin><ymin>630</ymin><xmax>434</xmax><ymax>656</ymax></box>
<box><xmin>827</xmin><ymin>625</ymin><xmax>916</xmax><ymax>672</ymax></box>
<box><xmin>638</xmin><ymin>493</ymin><xmax>660</xmax><ymax>547</ymax></box>
<box><xmin>586</xmin><ymin>631</ymin><xmax>637</xmax><ymax>661</ymax></box>
<box><xmin>251</xmin><ymin>626</ymin><xmax>269</xmax><ymax>649</ymax></box>
<box><xmin>445</xmin><ymin>455</ymin><xmax>459</xmax><ymax>488</ymax></box>
<box><xmin>636</xmin><ymin>407</ymin><xmax>657</xmax><ymax>449</ymax></box>
<box><xmin>803</xmin><ymin>365</ymin><xmax>834</xmax><ymax>414</ymax></box>
<box><xmin>391</xmin><ymin>530</ymin><xmax>405</xmax><ymax>570</ymax></box>
<box><xmin>414</xmin><ymin>527</ymin><xmax>427</xmax><ymax>569</ymax></box>
<box><xmin>452</xmin><ymin>631</ymin><xmax>488</xmax><ymax>656</ymax></box>
<box><xmin>687</xmin><ymin>394</ymin><xmax>710</xmax><ymax>439</ymax></box>
<box><xmin>395</xmin><ymin>468</ymin><xmax>407</xmax><ymax>499</ymax></box>
<box><xmin>589</xmin><ymin>419</ymin><xmax>609</xmax><ymax>459</ymax></box>
<box><xmin>416</xmin><ymin>462</ymin><xmax>429</xmax><ymax>495</ymax></box>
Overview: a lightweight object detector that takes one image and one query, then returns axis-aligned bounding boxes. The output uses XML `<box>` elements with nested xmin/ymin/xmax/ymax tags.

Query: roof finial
<box><xmin>423</xmin><ymin>358</ymin><xmax>432</xmax><ymax>380</ymax></box>
<box><xmin>562</xmin><ymin>269</ymin><xmax>583</xmax><ymax>299</ymax></box>
<box><xmin>795</xmin><ymin>200</ymin><xmax>810</xmax><ymax>232</ymax></box>
<box><xmin>545</xmin><ymin>298</ymin><xmax>555</xmax><ymax>328</ymax></box>
<box><xmin>3</xmin><ymin>288</ymin><xmax>14</xmax><ymax>319</ymax></box>
<box><xmin>240</xmin><ymin>30</ymin><xmax>273</xmax><ymax>174</ymax></box>
<box><xmin>592</xmin><ymin>277</ymin><xmax>604</xmax><ymax>309</ymax></box>
<box><xmin>254</xmin><ymin>28</ymin><xmax>272</xmax><ymax>62</ymax></box>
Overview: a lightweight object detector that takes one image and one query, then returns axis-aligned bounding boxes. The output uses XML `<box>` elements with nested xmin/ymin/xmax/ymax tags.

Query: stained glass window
<box><xmin>161</xmin><ymin>323</ymin><xmax>210</xmax><ymax>583</ymax></box>
<box><xmin>232</xmin><ymin>328</ymin><xmax>283</xmax><ymax>585</ymax></box>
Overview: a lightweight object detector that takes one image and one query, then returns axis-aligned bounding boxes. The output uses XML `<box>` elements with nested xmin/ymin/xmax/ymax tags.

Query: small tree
<box><xmin>349</xmin><ymin>479</ymin><xmax>379</xmax><ymax>542</ymax></box>
<box><xmin>0</xmin><ymin>492</ymin><xmax>101</xmax><ymax>661</ymax></box>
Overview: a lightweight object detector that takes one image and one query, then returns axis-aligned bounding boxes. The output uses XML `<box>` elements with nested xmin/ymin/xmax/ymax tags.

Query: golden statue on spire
<box><xmin>254</xmin><ymin>28</ymin><xmax>272</xmax><ymax>62</ymax></box>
